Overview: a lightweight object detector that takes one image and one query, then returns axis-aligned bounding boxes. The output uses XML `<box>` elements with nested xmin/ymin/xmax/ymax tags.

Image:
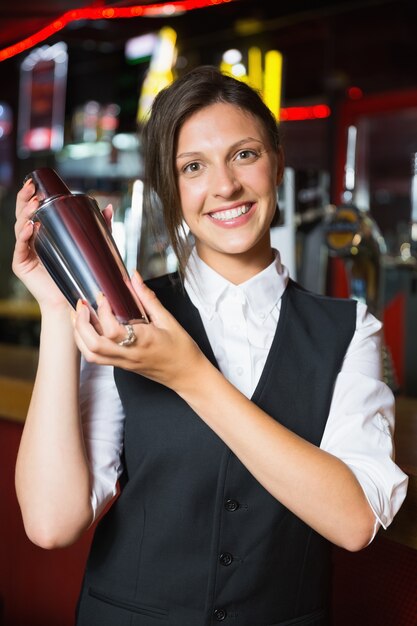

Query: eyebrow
<box><xmin>176</xmin><ymin>136</ymin><xmax>265</xmax><ymax>160</ymax></box>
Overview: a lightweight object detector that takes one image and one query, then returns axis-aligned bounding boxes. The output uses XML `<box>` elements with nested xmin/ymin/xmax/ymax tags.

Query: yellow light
<box><xmin>220</xmin><ymin>60</ymin><xmax>233</xmax><ymax>76</ymax></box>
<box><xmin>137</xmin><ymin>27</ymin><xmax>178</xmax><ymax>122</ymax></box>
<box><xmin>234</xmin><ymin>19</ymin><xmax>263</xmax><ymax>36</ymax></box>
<box><xmin>263</xmin><ymin>50</ymin><xmax>282</xmax><ymax>120</ymax></box>
<box><xmin>247</xmin><ymin>47</ymin><xmax>262</xmax><ymax>92</ymax></box>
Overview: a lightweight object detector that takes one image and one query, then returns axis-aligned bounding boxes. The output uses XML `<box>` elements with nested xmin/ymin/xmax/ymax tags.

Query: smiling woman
<box><xmin>141</xmin><ymin>65</ymin><xmax>282</xmax><ymax>281</ymax></box>
<box><xmin>175</xmin><ymin>102</ymin><xmax>282</xmax><ymax>281</ymax></box>
<box><xmin>12</xmin><ymin>65</ymin><xmax>408</xmax><ymax>626</ymax></box>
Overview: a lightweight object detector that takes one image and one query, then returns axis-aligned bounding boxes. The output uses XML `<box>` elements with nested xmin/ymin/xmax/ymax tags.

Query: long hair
<box><xmin>140</xmin><ymin>65</ymin><xmax>281</xmax><ymax>278</ymax></box>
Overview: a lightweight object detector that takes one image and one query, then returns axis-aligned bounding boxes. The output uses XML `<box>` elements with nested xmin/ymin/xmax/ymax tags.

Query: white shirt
<box><xmin>80</xmin><ymin>248</ymin><xmax>408</xmax><ymax>534</ymax></box>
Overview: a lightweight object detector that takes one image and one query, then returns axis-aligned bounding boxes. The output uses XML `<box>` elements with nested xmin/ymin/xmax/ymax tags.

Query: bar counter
<box><xmin>0</xmin><ymin>342</ymin><xmax>416</xmax><ymax>550</ymax></box>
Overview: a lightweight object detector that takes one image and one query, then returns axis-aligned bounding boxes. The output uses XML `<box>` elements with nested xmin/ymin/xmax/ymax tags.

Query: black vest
<box><xmin>76</xmin><ymin>275</ymin><xmax>356</xmax><ymax>626</ymax></box>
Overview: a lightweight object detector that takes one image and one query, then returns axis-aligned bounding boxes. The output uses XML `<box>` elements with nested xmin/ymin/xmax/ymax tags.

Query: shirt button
<box><xmin>259</xmin><ymin>311</ymin><xmax>266</xmax><ymax>319</ymax></box>
<box><xmin>236</xmin><ymin>366</ymin><xmax>243</xmax><ymax>376</ymax></box>
<box><xmin>214</xmin><ymin>608</ymin><xmax>227</xmax><ymax>621</ymax></box>
<box><xmin>224</xmin><ymin>499</ymin><xmax>239</xmax><ymax>512</ymax></box>
<box><xmin>219</xmin><ymin>552</ymin><xmax>233</xmax><ymax>566</ymax></box>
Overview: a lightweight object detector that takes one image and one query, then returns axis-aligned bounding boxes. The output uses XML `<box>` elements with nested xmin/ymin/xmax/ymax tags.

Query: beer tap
<box><xmin>324</xmin><ymin>125</ymin><xmax>398</xmax><ymax>390</ymax></box>
<box><xmin>324</xmin><ymin>125</ymin><xmax>386</xmax><ymax>317</ymax></box>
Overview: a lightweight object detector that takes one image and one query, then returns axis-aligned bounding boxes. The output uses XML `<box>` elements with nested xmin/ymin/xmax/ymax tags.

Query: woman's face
<box><xmin>175</xmin><ymin>102</ymin><xmax>283</xmax><ymax>280</ymax></box>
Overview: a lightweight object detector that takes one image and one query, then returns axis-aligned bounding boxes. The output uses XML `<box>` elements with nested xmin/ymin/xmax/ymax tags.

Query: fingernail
<box><xmin>76</xmin><ymin>299</ymin><xmax>88</xmax><ymax>311</ymax></box>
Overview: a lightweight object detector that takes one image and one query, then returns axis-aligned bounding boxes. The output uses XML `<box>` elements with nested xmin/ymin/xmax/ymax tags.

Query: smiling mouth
<box><xmin>209</xmin><ymin>203</ymin><xmax>252</xmax><ymax>221</ymax></box>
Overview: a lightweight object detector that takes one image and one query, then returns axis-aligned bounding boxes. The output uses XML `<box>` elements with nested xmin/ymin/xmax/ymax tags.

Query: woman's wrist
<box><xmin>39</xmin><ymin>299</ymin><xmax>72</xmax><ymax>321</ymax></box>
<box><xmin>38</xmin><ymin>303</ymin><xmax>78</xmax><ymax>356</ymax></box>
<box><xmin>174</xmin><ymin>353</ymin><xmax>220</xmax><ymax>404</ymax></box>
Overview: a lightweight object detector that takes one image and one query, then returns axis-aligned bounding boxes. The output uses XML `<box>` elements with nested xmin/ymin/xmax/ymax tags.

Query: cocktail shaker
<box><xmin>26</xmin><ymin>167</ymin><xmax>148</xmax><ymax>325</ymax></box>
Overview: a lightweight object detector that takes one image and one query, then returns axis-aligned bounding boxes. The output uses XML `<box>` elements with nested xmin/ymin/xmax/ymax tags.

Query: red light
<box><xmin>281</xmin><ymin>106</ymin><xmax>309</xmax><ymax>121</ymax></box>
<box><xmin>0</xmin><ymin>0</ymin><xmax>235</xmax><ymax>61</ymax></box>
<box><xmin>280</xmin><ymin>104</ymin><xmax>331</xmax><ymax>122</ymax></box>
<box><xmin>24</xmin><ymin>127</ymin><xmax>53</xmax><ymax>152</ymax></box>
<box><xmin>347</xmin><ymin>86</ymin><xmax>363</xmax><ymax>100</ymax></box>
<box><xmin>312</xmin><ymin>104</ymin><xmax>331</xmax><ymax>118</ymax></box>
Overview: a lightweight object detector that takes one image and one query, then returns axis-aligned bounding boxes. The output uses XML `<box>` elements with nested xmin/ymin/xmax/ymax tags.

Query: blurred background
<box><xmin>0</xmin><ymin>1</ymin><xmax>416</xmax><ymax>624</ymax></box>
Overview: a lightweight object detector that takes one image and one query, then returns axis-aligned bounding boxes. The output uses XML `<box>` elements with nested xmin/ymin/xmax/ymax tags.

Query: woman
<box><xmin>14</xmin><ymin>66</ymin><xmax>407</xmax><ymax>626</ymax></box>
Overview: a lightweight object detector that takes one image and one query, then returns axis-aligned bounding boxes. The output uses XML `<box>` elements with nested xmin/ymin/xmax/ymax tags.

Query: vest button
<box><xmin>214</xmin><ymin>608</ymin><xmax>227</xmax><ymax>621</ymax></box>
<box><xmin>224</xmin><ymin>499</ymin><xmax>239</xmax><ymax>512</ymax></box>
<box><xmin>219</xmin><ymin>552</ymin><xmax>233</xmax><ymax>566</ymax></box>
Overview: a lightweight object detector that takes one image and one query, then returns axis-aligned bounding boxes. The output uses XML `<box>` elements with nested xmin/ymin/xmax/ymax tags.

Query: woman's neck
<box><xmin>195</xmin><ymin>243</ymin><xmax>275</xmax><ymax>285</ymax></box>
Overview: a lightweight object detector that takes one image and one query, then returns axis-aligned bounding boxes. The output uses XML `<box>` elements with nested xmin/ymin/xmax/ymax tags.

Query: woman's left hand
<box><xmin>73</xmin><ymin>271</ymin><xmax>205</xmax><ymax>392</ymax></box>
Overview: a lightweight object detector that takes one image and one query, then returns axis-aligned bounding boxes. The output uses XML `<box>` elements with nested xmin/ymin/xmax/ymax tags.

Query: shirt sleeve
<box><xmin>320</xmin><ymin>301</ymin><xmax>408</xmax><ymax>537</ymax></box>
<box><xmin>79</xmin><ymin>358</ymin><xmax>125</xmax><ymax>521</ymax></box>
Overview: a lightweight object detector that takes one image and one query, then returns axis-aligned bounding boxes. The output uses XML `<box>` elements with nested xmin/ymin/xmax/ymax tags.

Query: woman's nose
<box><xmin>212</xmin><ymin>164</ymin><xmax>242</xmax><ymax>198</ymax></box>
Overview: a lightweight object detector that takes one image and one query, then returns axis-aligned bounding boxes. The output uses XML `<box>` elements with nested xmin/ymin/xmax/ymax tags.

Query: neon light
<box><xmin>137</xmin><ymin>27</ymin><xmax>178</xmax><ymax>122</ymax></box>
<box><xmin>263</xmin><ymin>50</ymin><xmax>282</xmax><ymax>120</ymax></box>
<box><xmin>312</xmin><ymin>104</ymin><xmax>331</xmax><ymax>118</ymax></box>
<box><xmin>280</xmin><ymin>104</ymin><xmax>331</xmax><ymax>121</ymax></box>
<box><xmin>247</xmin><ymin>47</ymin><xmax>262</xmax><ymax>92</ymax></box>
<box><xmin>0</xmin><ymin>0</ymin><xmax>234</xmax><ymax>62</ymax></box>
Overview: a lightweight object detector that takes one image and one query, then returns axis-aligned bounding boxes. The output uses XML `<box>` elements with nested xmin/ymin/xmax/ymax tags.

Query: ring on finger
<box><xmin>118</xmin><ymin>323</ymin><xmax>137</xmax><ymax>347</ymax></box>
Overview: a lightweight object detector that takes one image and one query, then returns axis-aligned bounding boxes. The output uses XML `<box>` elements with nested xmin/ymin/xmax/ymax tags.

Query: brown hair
<box><xmin>140</xmin><ymin>65</ymin><xmax>281</xmax><ymax>278</ymax></box>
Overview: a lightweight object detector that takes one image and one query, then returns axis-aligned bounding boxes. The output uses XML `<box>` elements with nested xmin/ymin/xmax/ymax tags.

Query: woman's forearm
<box><xmin>15</xmin><ymin>306</ymin><xmax>93</xmax><ymax>548</ymax></box>
<box><xmin>176</xmin><ymin>357</ymin><xmax>375</xmax><ymax>551</ymax></box>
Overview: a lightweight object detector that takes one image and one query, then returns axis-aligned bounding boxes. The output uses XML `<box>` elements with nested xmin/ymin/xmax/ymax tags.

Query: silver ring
<box><xmin>118</xmin><ymin>324</ymin><xmax>137</xmax><ymax>347</ymax></box>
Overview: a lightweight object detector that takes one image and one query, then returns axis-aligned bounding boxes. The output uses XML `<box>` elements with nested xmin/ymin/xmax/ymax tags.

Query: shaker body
<box><xmin>30</xmin><ymin>181</ymin><xmax>147</xmax><ymax>325</ymax></box>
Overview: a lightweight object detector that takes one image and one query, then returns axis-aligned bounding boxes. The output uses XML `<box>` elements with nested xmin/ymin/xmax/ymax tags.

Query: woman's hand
<box><xmin>73</xmin><ymin>271</ymin><xmax>206</xmax><ymax>392</ymax></box>
<box><xmin>12</xmin><ymin>178</ymin><xmax>64</xmax><ymax>307</ymax></box>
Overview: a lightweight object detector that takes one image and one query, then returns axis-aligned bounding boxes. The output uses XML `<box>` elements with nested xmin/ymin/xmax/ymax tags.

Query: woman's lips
<box><xmin>207</xmin><ymin>202</ymin><xmax>255</xmax><ymax>227</ymax></box>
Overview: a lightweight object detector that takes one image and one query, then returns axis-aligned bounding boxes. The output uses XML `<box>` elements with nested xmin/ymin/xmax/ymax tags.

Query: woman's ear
<box><xmin>275</xmin><ymin>146</ymin><xmax>285</xmax><ymax>186</ymax></box>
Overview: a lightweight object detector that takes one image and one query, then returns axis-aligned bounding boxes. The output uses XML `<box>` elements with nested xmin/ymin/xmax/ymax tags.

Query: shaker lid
<box><xmin>24</xmin><ymin>168</ymin><xmax>70</xmax><ymax>204</ymax></box>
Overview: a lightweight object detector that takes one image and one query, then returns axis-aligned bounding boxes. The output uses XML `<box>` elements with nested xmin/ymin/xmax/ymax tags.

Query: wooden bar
<box><xmin>0</xmin><ymin>343</ymin><xmax>37</xmax><ymax>423</ymax></box>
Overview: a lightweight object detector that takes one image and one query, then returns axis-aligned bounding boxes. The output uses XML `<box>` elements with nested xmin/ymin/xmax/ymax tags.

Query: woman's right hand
<box><xmin>12</xmin><ymin>178</ymin><xmax>68</xmax><ymax>309</ymax></box>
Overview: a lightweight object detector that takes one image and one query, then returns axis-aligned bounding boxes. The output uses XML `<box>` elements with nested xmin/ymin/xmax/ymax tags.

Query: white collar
<box><xmin>184</xmin><ymin>247</ymin><xmax>289</xmax><ymax>321</ymax></box>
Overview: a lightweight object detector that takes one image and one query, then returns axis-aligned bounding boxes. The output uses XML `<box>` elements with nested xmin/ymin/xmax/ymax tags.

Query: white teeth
<box><xmin>210</xmin><ymin>204</ymin><xmax>251</xmax><ymax>221</ymax></box>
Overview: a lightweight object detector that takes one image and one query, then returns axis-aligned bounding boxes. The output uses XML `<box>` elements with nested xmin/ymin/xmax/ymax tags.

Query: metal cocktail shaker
<box><xmin>26</xmin><ymin>167</ymin><xmax>148</xmax><ymax>325</ymax></box>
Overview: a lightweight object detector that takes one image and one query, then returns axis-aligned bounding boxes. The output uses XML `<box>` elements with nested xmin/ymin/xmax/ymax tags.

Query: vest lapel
<box><xmin>251</xmin><ymin>280</ymin><xmax>290</xmax><ymax>403</ymax></box>
<box><xmin>156</xmin><ymin>275</ymin><xmax>219</xmax><ymax>369</ymax></box>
